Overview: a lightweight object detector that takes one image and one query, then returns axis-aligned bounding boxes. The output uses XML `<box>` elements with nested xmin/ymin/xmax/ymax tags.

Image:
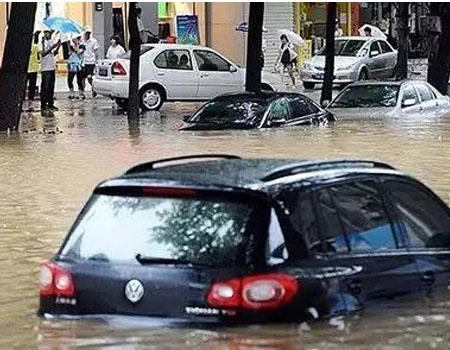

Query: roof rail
<box><xmin>125</xmin><ymin>154</ymin><xmax>241</xmax><ymax>175</ymax></box>
<box><xmin>261</xmin><ymin>160</ymin><xmax>395</xmax><ymax>182</ymax></box>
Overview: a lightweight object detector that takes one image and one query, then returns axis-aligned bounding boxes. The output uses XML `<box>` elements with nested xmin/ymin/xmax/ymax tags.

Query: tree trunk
<box><xmin>427</xmin><ymin>3</ymin><xmax>450</xmax><ymax>95</ymax></box>
<box><xmin>245</xmin><ymin>2</ymin><xmax>264</xmax><ymax>93</ymax></box>
<box><xmin>0</xmin><ymin>3</ymin><xmax>36</xmax><ymax>131</ymax></box>
<box><xmin>394</xmin><ymin>3</ymin><xmax>409</xmax><ymax>80</ymax></box>
<box><xmin>128</xmin><ymin>2</ymin><xmax>141</xmax><ymax>118</ymax></box>
<box><xmin>320</xmin><ymin>2</ymin><xmax>336</xmax><ymax>105</ymax></box>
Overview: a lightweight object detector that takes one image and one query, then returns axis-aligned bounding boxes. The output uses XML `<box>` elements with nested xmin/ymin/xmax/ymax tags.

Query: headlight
<box><xmin>302</xmin><ymin>63</ymin><xmax>313</xmax><ymax>70</ymax></box>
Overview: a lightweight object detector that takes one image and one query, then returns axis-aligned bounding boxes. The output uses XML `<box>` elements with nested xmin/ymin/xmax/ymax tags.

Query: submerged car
<box><xmin>39</xmin><ymin>155</ymin><xmax>450</xmax><ymax>324</ymax></box>
<box><xmin>180</xmin><ymin>92</ymin><xmax>335</xmax><ymax>130</ymax></box>
<box><xmin>300</xmin><ymin>36</ymin><xmax>397</xmax><ymax>89</ymax></box>
<box><xmin>326</xmin><ymin>80</ymin><xmax>450</xmax><ymax>119</ymax></box>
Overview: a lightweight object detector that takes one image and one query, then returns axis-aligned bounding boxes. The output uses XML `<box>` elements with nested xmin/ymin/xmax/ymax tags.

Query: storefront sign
<box><xmin>175</xmin><ymin>15</ymin><xmax>200</xmax><ymax>45</ymax></box>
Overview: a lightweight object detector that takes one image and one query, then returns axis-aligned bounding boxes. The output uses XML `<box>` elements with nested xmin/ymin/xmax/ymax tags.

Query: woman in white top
<box><xmin>106</xmin><ymin>35</ymin><xmax>126</xmax><ymax>60</ymax></box>
<box><xmin>275</xmin><ymin>34</ymin><xmax>297</xmax><ymax>88</ymax></box>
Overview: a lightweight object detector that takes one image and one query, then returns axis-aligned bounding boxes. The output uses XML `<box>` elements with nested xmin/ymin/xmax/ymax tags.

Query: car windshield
<box><xmin>188</xmin><ymin>97</ymin><xmax>270</xmax><ymax>125</ymax></box>
<box><xmin>330</xmin><ymin>85</ymin><xmax>400</xmax><ymax>108</ymax></box>
<box><xmin>60</xmin><ymin>193</ymin><xmax>264</xmax><ymax>267</ymax></box>
<box><xmin>318</xmin><ymin>39</ymin><xmax>366</xmax><ymax>57</ymax></box>
<box><xmin>119</xmin><ymin>46</ymin><xmax>154</xmax><ymax>59</ymax></box>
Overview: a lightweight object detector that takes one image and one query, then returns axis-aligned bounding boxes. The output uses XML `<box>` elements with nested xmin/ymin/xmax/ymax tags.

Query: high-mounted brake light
<box><xmin>39</xmin><ymin>261</ymin><xmax>75</xmax><ymax>297</ymax></box>
<box><xmin>207</xmin><ymin>273</ymin><xmax>298</xmax><ymax>311</ymax></box>
<box><xmin>112</xmin><ymin>61</ymin><xmax>127</xmax><ymax>76</ymax></box>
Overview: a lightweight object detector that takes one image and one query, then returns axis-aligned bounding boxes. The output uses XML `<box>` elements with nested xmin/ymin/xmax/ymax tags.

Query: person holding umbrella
<box><xmin>275</xmin><ymin>34</ymin><xmax>298</xmax><ymax>89</ymax></box>
<box><xmin>39</xmin><ymin>29</ymin><xmax>61</xmax><ymax>111</ymax></box>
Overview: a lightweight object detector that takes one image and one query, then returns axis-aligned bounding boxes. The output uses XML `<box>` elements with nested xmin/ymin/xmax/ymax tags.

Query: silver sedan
<box><xmin>300</xmin><ymin>36</ymin><xmax>397</xmax><ymax>89</ymax></box>
<box><xmin>325</xmin><ymin>80</ymin><xmax>450</xmax><ymax>119</ymax></box>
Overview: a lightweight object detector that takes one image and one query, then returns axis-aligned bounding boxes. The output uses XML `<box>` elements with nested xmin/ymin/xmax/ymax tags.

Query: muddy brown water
<box><xmin>2</xmin><ymin>97</ymin><xmax>450</xmax><ymax>349</ymax></box>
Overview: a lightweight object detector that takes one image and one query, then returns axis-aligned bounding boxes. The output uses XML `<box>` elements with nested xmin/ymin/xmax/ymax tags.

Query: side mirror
<box><xmin>230</xmin><ymin>65</ymin><xmax>238</xmax><ymax>73</ymax></box>
<box><xmin>370</xmin><ymin>50</ymin><xmax>380</xmax><ymax>58</ymax></box>
<box><xmin>182</xmin><ymin>115</ymin><xmax>191</xmax><ymax>122</ymax></box>
<box><xmin>269</xmin><ymin>117</ymin><xmax>287</xmax><ymax>126</ymax></box>
<box><xmin>402</xmin><ymin>98</ymin><xmax>416</xmax><ymax>108</ymax></box>
<box><xmin>321</xmin><ymin>100</ymin><xmax>330</xmax><ymax>108</ymax></box>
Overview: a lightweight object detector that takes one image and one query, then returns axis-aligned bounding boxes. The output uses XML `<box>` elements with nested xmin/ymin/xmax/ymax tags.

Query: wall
<box><xmin>93</xmin><ymin>2</ymin><xmax>113</xmax><ymax>58</ymax></box>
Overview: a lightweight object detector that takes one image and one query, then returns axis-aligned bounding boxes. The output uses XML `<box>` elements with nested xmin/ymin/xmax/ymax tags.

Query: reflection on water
<box><xmin>2</xmin><ymin>97</ymin><xmax>450</xmax><ymax>348</ymax></box>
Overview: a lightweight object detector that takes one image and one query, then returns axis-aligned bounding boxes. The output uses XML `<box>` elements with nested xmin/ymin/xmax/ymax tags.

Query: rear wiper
<box><xmin>135</xmin><ymin>254</ymin><xmax>214</xmax><ymax>267</ymax></box>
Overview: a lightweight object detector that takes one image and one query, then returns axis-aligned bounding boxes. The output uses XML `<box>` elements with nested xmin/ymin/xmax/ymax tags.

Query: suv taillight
<box><xmin>39</xmin><ymin>261</ymin><xmax>75</xmax><ymax>297</ymax></box>
<box><xmin>207</xmin><ymin>273</ymin><xmax>298</xmax><ymax>310</ymax></box>
<box><xmin>112</xmin><ymin>61</ymin><xmax>127</xmax><ymax>76</ymax></box>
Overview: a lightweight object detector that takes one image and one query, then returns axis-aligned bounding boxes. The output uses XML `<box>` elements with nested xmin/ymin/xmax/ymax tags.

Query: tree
<box><xmin>320</xmin><ymin>2</ymin><xmax>336</xmax><ymax>105</ymax></box>
<box><xmin>394</xmin><ymin>3</ymin><xmax>409</xmax><ymax>80</ymax></box>
<box><xmin>128</xmin><ymin>2</ymin><xmax>141</xmax><ymax>118</ymax></box>
<box><xmin>427</xmin><ymin>3</ymin><xmax>450</xmax><ymax>95</ymax></box>
<box><xmin>0</xmin><ymin>3</ymin><xmax>37</xmax><ymax>131</ymax></box>
<box><xmin>245</xmin><ymin>2</ymin><xmax>264</xmax><ymax>93</ymax></box>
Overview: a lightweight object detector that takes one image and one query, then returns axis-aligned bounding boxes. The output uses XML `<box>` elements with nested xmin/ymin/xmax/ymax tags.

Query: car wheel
<box><xmin>140</xmin><ymin>86</ymin><xmax>164</xmax><ymax>111</ymax></box>
<box><xmin>115</xmin><ymin>98</ymin><xmax>128</xmax><ymax>110</ymax></box>
<box><xmin>261</xmin><ymin>83</ymin><xmax>274</xmax><ymax>92</ymax></box>
<box><xmin>358</xmin><ymin>69</ymin><xmax>369</xmax><ymax>81</ymax></box>
<box><xmin>303</xmin><ymin>82</ymin><xmax>315</xmax><ymax>90</ymax></box>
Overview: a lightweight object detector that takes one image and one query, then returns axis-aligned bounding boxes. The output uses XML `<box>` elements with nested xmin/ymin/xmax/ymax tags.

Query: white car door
<box><xmin>153</xmin><ymin>49</ymin><xmax>199</xmax><ymax>99</ymax></box>
<box><xmin>378</xmin><ymin>40</ymin><xmax>396</xmax><ymax>78</ymax></box>
<box><xmin>414</xmin><ymin>82</ymin><xmax>440</xmax><ymax>114</ymax></box>
<box><xmin>367</xmin><ymin>41</ymin><xmax>384</xmax><ymax>79</ymax></box>
<box><xmin>193</xmin><ymin>49</ymin><xmax>242</xmax><ymax>99</ymax></box>
<box><xmin>400</xmin><ymin>83</ymin><xmax>422</xmax><ymax>115</ymax></box>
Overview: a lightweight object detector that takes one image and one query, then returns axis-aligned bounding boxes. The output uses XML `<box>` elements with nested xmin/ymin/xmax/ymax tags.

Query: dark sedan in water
<box><xmin>180</xmin><ymin>92</ymin><xmax>335</xmax><ymax>130</ymax></box>
<box><xmin>39</xmin><ymin>155</ymin><xmax>450</xmax><ymax>325</ymax></box>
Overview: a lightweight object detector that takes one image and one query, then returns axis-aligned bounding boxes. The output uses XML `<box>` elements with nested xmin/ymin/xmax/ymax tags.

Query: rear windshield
<box><xmin>120</xmin><ymin>46</ymin><xmax>154</xmax><ymax>59</ymax></box>
<box><xmin>318</xmin><ymin>39</ymin><xmax>365</xmax><ymax>57</ymax></box>
<box><xmin>60</xmin><ymin>193</ymin><xmax>263</xmax><ymax>267</ymax></box>
<box><xmin>188</xmin><ymin>97</ymin><xmax>270</xmax><ymax>125</ymax></box>
<box><xmin>330</xmin><ymin>85</ymin><xmax>400</xmax><ymax>108</ymax></box>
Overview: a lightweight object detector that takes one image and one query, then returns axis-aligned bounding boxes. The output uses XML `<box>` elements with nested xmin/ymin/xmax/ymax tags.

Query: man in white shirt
<box><xmin>39</xmin><ymin>29</ymin><xmax>61</xmax><ymax>111</ymax></box>
<box><xmin>81</xmin><ymin>28</ymin><xmax>99</xmax><ymax>97</ymax></box>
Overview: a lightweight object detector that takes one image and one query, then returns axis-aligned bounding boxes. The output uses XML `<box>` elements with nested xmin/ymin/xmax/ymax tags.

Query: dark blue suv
<box><xmin>39</xmin><ymin>155</ymin><xmax>450</xmax><ymax>324</ymax></box>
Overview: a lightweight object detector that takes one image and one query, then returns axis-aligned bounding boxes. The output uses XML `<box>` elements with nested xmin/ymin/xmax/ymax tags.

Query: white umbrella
<box><xmin>277</xmin><ymin>29</ymin><xmax>306</xmax><ymax>48</ymax></box>
<box><xmin>358</xmin><ymin>24</ymin><xmax>387</xmax><ymax>40</ymax></box>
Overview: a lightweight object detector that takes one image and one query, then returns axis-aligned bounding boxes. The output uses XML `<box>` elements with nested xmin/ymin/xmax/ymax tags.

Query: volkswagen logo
<box><xmin>124</xmin><ymin>279</ymin><xmax>145</xmax><ymax>303</ymax></box>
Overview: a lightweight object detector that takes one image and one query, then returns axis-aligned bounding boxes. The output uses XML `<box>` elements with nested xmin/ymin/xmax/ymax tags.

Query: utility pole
<box><xmin>0</xmin><ymin>3</ymin><xmax>37</xmax><ymax>131</ymax></box>
<box><xmin>245</xmin><ymin>2</ymin><xmax>264</xmax><ymax>93</ymax></box>
<box><xmin>394</xmin><ymin>3</ymin><xmax>409</xmax><ymax>80</ymax></box>
<box><xmin>128</xmin><ymin>2</ymin><xmax>141</xmax><ymax>118</ymax></box>
<box><xmin>320</xmin><ymin>2</ymin><xmax>336</xmax><ymax>105</ymax></box>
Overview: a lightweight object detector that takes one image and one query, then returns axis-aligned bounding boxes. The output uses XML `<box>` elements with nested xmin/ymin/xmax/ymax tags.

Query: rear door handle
<box><xmin>157</xmin><ymin>72</ymin><xmax>165</xmax><ymax>77</ymax></box>
<box><xmin>422</xmin><ymin>270</ymin><xmax>435</xmax><ymax>286</ymax></box>
<box><xmin>347</xmin><ymin>278</ymin><xmax>362</xmax><ymax>295</ymax></box>
<box><xmin>200</xmin><ymin>73</ymin><xmax>209</xmax><ymax>78</ymax></box>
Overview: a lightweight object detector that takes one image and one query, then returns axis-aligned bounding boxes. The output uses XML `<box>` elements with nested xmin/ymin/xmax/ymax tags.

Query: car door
<box><xmin>399</xmin><ymin>83</ymin><xmax>422</xmax><ymax>115</ymax></box>
<box><xmin>286</xmin><ymin>96</ymin><xmax>324</xmax><ymax>126</ymax></box>
<box><xmin>263</xmin><ymin>98</ymin><xmax>290</xmax><ymax>128</ymax></box>
<box><xmin>313</xmin><ymin>180</ymin><xmax>421</xmax><ymax>307</ymax></box>
<box><xmin>366</xmin><ymin>41</ymin><xmax>383</xmax><ymax>78</ymax></box>
<box><xmin>383</xmin><ymin>179</ymin><xmax>450</xmax><ymax>296</ymax></box>
<box><xmin>153</xmin><ymin>49</ymin><xmax>199</xmax><ymax>99</ymax></box>
<box><xmin>414</xmin><ymin>82</ymin><xmax>439</xmax><ymax>114</ymax></box>
<box><xmin>193</xmin><ymin>50</ymin><xmax>242</xmax><ymax>99</ymax></box>
<box><xmin>378</xmin><ymin>40</ymin><xmax>396</xmax><ymax>78</ymax></box>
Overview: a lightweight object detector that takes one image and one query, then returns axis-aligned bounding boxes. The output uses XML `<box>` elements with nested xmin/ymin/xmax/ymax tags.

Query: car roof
<box><xmin>335</xmin><ymin>36</ymin><xmax>373</xmax><ymax>41</ymax></box>
<box><xmin>142</xmin><ymin>43</ymin><xmax>217</xmax><ymax>51</ymax></box>
<box><xmin>212</xmin><ymin>91</ymin><xmax>312</xmax><ymax>102</ymax></box>
<box><xmin>98</xmin><ymin>156</ymin><xmax>406</xmax><ymax>196</ymax></box>
<box><xmin>345</xmin><ymin>79</ymin><xmax>428</xmax><ymax>87</ymax></box>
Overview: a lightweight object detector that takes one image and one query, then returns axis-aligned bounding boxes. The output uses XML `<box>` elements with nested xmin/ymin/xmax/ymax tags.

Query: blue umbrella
<box><xmin>43</xmin><ymin>17</ymin><xmax>85</xmax><ymax>35</ymax></box>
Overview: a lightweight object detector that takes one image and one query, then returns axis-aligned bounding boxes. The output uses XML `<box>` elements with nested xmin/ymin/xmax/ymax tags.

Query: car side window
<box><xmin>415</xmin><ymin>83</ymin><xmax>434</xmax><ymax>102</ymax></box>
<box><xmin>386</xmin><ymin>180</ymin><xmax>450</xmax><ymax>249</ymax></box>
<box><xmin>288</xmin><ymin>97</ymin><xmax>320</xmax><ymax>119</ymax></box>
<box><xmin>267</xmin><ymin>98</ymin><xmax>290</xmax><ymax>123</ymax></box>
<box><xmin>194</xmin><ymin>50</ymin><xmax>231</xmax><ymax>72</ymax></box>
<box><xmin>379</xmin><ymin>41</ymin><xmax>393</xmax><ymax>54</ymax></box>
<box><xmin>267</xmin><ymin>209</ymin><xmax>289</xmax><ymax>265</ymax></box>
<box><xmin>402</xmin><ymin>84</ymin><xmax>418</xmax><ymax>106</ymax></box>
<box><xmin>154</xmin><ymin>50</ymin><xmax>193</xmax><ymax>70</ymax></box>
<box><xmin>369</xmin><ymin>42</ymin><xmax>381</xmax><ymax>56</ymax></box>
<box><xmin>326</xmin><ymin>181</ymin><xmax>396</xmax><ymax>252</ymax></box>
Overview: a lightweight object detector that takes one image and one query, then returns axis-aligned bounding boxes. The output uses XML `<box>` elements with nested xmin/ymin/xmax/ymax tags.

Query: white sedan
<box><xmin>326</xmin><ymin>80</ymin><xmax>450</xmax><ymax>119</ymax></box>
<box><xmin>93</xmin><ymin>44</ymin><xmax>277</xmax><ymax>111</ymax></box>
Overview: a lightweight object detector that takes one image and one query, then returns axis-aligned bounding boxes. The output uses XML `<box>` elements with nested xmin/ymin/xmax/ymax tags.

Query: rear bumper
<box><xmin>93</xmin><ymin>77</ymin><xmax>129</xmax><ymax>99</ymax></box>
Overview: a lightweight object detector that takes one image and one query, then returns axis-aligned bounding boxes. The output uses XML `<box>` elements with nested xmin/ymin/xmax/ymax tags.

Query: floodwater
<box><xmin>2</xmin><ymin>95</ymin><xmax>450</xmax><ymax>349</ymax></box>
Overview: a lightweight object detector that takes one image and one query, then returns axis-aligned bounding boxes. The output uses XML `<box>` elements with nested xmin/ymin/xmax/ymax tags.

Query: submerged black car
<box><xmin>180</xmin><ymin>92</ymin><xmax>335</xmax><ymax>130</ymax></box>
<box><xmin>39</xmin><ymin>155</ymin><xmax>450</xmax><ymax>324</ymax></box>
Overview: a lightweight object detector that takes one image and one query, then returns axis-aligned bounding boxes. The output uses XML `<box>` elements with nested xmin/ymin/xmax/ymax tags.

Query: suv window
<box><xmin>415</xmin><ymin>83</ymin><xmax>434</xmax><ymax>102</ymax></box>
<box><xmin>154</xmin><ymin>50</ymin><xmax>193</xmax><ymax>70</ymax></box>
<box><xmin>326</xmin><ymin>181</ymin><xmax>396</xmax><ymax>252</ymax></box>
<box><xmin>288</xmin><ymin>97</ymin><xmax>319</xmax><ymax>119</ymax></box>
<box><xmin>267</xmin><ymin>209</ymin><xmax>288</xmax><ymax>265</ymax></box>
<box><xmin>379</xmin><ymin>41</ymin><xmax>393</xmax><ymax>53</ymax></box>
<box><xmin>402</xmin><ymin>84</ymin><xmax>418</xmax><ymax>105</ymax></box>
<box><xmin>386</xmin><ymin>180</ymin><xmax>450</xmax><ymax>249</ymax></box>
<box><xmin>194</xmin><ymin>50</ymin><xmax>231</xmax><ymax>72</ymax></box>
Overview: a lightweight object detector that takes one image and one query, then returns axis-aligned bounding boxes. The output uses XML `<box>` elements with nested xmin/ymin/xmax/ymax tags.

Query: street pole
<box><xmin>128</xmin><ymin>2</ymin><xmax>141</xmax><ymax>118</ymax></box>
<box><xmin>320</xmin><ymin>2</ymin><xmax>336</xmax><ymax>105</ymax></box>
<box><xmin>394</xmin><ymin>3</ymin><xmax>409</xmax><ymax>80</ymax></box>
<box><xmin>0</xmin><ymin>2</ymin><xmax>36</xmax><ymax>131</ymax></box>
<box><xmin>245</xmin><ymin>2</ymin><xmax>264</xmax><ymax>93</ymax></box>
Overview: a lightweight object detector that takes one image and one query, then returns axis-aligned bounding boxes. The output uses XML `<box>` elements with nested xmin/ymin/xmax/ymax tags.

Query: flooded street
<box><xmin>2</xmin><ymin>96</ymin><xmax>450</xmax><ymax>349</ymax></box>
